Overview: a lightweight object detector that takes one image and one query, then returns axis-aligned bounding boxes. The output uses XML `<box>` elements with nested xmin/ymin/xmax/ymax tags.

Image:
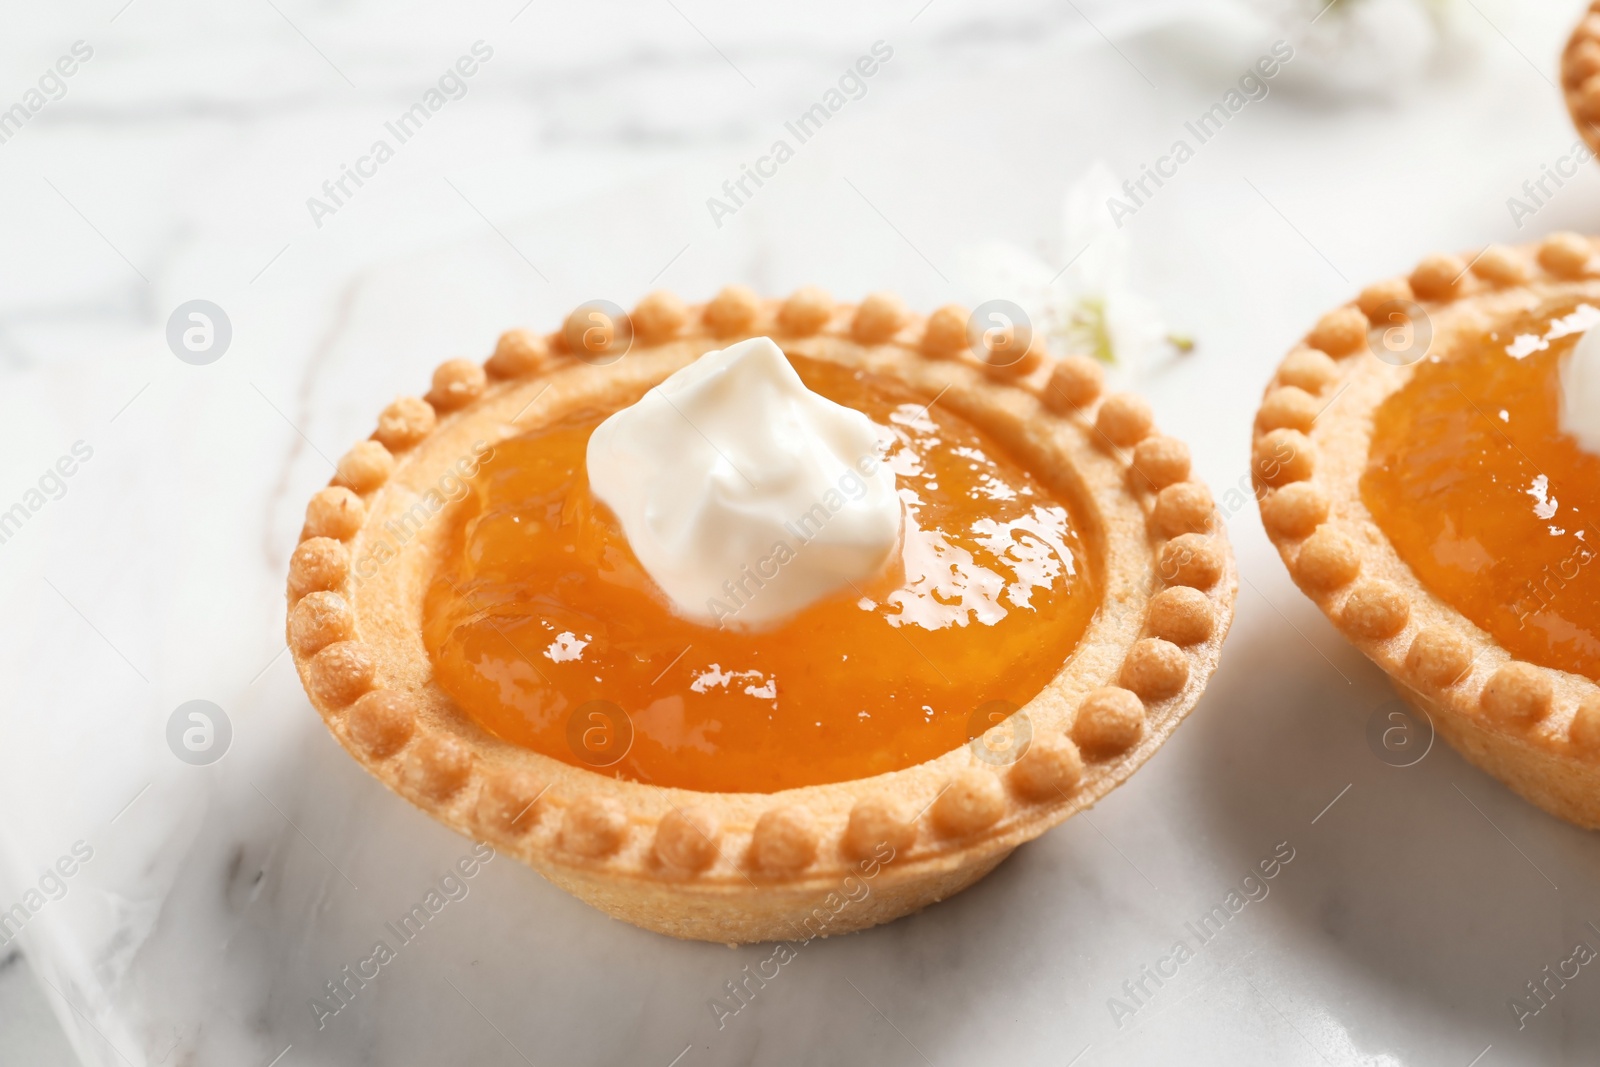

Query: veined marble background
<box><xmin>3</xmin><ymin>0</ymin><xmax>1600</xmax><ymax>1064</ymax></box>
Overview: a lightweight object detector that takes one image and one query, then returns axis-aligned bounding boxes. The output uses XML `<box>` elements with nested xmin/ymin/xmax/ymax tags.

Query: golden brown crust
<box><xmin>1009</xmin><ymin>733</ymin><xmax>1085</xmax><ymax>800</ymax></box>
<box><xmin>347</xmin><ymin>690</ymin><xmax>415</xmax><ymax>758</ymax></box>
<box><xmin>302</xmin><ymin>486</ymin><xmax>365</xmax><ymax>541</ymax></box>
<box><xmin>333</xmin><ymin>440</ymin><xmax>393</xmax><ymax>494</ymax></box>
<box><xmin>842</xmin><ymin>795</ymin><xmax>917</xmax><ymax>858</ymax></box>
<box><xmin>1564</xmin><ymin>9</ymin><xmax>1600</xmax><ymax>156</ymax></box>
<box><xmin>426</xmin><ymin>359</ymin><xmax>486</xmax><ymax>412</ymax></box>
<box><xmin>1130</xmin><ymin>435</ymin><xmax>1190</xmax><ymax>491</ymax></box>
<box><xmin>485</xmin><ymin>329</ymin><xmax>551</xmax><ymax>380</ymax></box>
<box><xmin>1045</xmin><ymin>355</ymin><xmax>1105</xmax><ymax>412</ymax></box>
<box><xmin>1153</xmin><ymin>481</ymin><xmax>1214</xmax><ymax>537</ymax></box>
<box><xmin>921</xmin><ymin>304</ymin><xmax>969</xmax><ymax>356</ymax></box>
<box><xmin>631</xmin><ymin>291</ymin><xmax>689</xmax><ymax>345</ymax></box>
<box><xmin>287</xmin><ymin>290</ymin><xmax>1238</xmax><ymax>941</ymax></box>
<box><xmin>851</xmin><ymin>291</ymin><xmax>909</xmax><ymax>344</ymax></box>
<box><xmin>1256</xmin><ymin>386</ymin><xmax>1319</xmax><ymax>433</ymax></box>
<box><xmin>779</xmin><ymin>287</ymin><xmax>835</xmax><ymax>337</ymax></box>
<box><xmin>1072</xmin><ymin>686</ymin><xmax>1145</xmax><ymax>755</ymax></box>
<box><xmin>1252</xmin><ymin>239</ymin><xmax>1600</xmax><ymax>829</ymax></box>
<box><xmin>287</xmin><ymin>590</ymin><xmax>354</xmax><ymax>656</ymax></box>
<box><xmin>654</xmin><ymin>807</ymin><xmax>721</xmax><ymax>873</ymax></box>
<box><xmin>1147</xmin><ymin>586</ymin><xmax>1215</xmax><ymax>647</ymax></box>
<box><xmin>1095</xmin><ymin>392</ymin><xmax>1153</xmax><ymax>448</ymax></box>
<box><xmin>374</xmin><ymin>396</ymin><xmax>437</xmax><ymax>449</ymax></box>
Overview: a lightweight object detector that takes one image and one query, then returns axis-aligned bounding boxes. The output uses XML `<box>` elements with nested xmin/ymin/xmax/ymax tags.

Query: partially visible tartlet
<box><xmin>1252</xmin><ymin>237</ymin><xmax>1600</xmax><ymax>828</ymax></box>
<box><xmin>1564</xmin><ymin>5</ymin><xmax>1600</xmax><ymax>155</ymax></box>
<box><xmin>287</xmin><ymin>285</ymin><xmax>1237</xmax><ymax>941</ymax></box>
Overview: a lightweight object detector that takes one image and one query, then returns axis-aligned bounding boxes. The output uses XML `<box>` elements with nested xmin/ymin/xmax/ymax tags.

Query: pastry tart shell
<box><xmin>1252</xmin><ymin>240</ymin><xmax>1600</xmax><ymax>829</ymax></box>
<box><xmin>287</xmin><ymin>289</ymin><xmax>1237</xmax><ymax>941</ymax></box>
<box><xmin>1563</xmin><ymin>6</ymin><xmax>1600</xmax><ymax>156</ymax></box>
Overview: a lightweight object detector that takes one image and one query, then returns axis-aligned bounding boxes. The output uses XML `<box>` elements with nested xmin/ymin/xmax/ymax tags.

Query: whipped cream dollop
<box><xmin>585</xmin><ymin>337</ymin><xmax>902</xmax><ymax>627</ymax></box>
<box><xmin>1563</xmin><ymin>320</ymin><xmax>1600</xmax><ymax>455</ymax></box>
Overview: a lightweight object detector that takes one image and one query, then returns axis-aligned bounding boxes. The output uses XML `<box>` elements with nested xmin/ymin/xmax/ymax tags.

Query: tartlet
<box><xmin>287</xmin><ymin>285</ymin><xmax>1237</xmax><ymax>942</ymax></box>
<box><xmin>1563</xmin><ymin>5</ymin><xmax>1600</xmax><ymax>154</ymax></box>
<box><xmin>1252</xmin><ymin>237</ymin><xmax>1600</xmax><ymax>829</ymax></box>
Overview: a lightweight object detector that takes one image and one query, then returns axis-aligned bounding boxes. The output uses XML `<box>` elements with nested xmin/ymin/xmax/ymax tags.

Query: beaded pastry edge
<box><xmin>1562</xmin><ymin>7</ymin><xmax>1600</xmax><ymax>157</ymax></box>
<box><xmin>285</xmin><ymin>286</ymin><xmax>1238</xmax><ymax>941</ymax></box>
<box><xmin>1252</xmin><ymin>237</ymin><xmax>1600</xmax><ymax>828</ymax></box>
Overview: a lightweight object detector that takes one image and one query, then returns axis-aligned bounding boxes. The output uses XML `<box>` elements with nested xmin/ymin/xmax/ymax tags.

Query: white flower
<box><xmin>959</xmin><ymin>161</ymin><xmax>1181</xmax><ymax>379</ymax></box>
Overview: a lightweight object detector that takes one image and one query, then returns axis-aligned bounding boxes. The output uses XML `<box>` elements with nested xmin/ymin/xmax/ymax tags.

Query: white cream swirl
<box><xmin>1562</xmin><ymin>320</ymin><xmax>1600</xmax><ymax>455</ymax></box>
<box><xmin>585</xmin><ymin>337</ymin><xmax>902</xmax><ymax>627</ymax></box>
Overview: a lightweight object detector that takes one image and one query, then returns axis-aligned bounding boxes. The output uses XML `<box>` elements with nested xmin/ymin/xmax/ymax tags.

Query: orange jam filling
<box><xmin>1364</xmin><ymin>299</ymin><xmax>1600</xmax><ymax>680</ymax></box>
<box><xmin>422</xmin><ymin>355</ymin><xmax>1101</xmax><ymax>793</ymax></box>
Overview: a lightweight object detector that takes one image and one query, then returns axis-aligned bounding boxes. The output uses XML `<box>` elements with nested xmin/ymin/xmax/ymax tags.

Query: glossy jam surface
<box><xmin>1363</xmin><ymin>300</ymin><xmax>1600</xmax><ymax>679</ymax></box>
<box><xmin>423</xmin><ymin>356</ymin><xmax>1100</xmax><ymax>792</ymax></box>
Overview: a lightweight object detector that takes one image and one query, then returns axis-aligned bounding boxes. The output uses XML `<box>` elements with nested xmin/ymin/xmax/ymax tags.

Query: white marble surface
<box><xmin>3</xmin><ymin>1</ymin><xmax>1600</xmax><ymax>1064</ymax></box>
